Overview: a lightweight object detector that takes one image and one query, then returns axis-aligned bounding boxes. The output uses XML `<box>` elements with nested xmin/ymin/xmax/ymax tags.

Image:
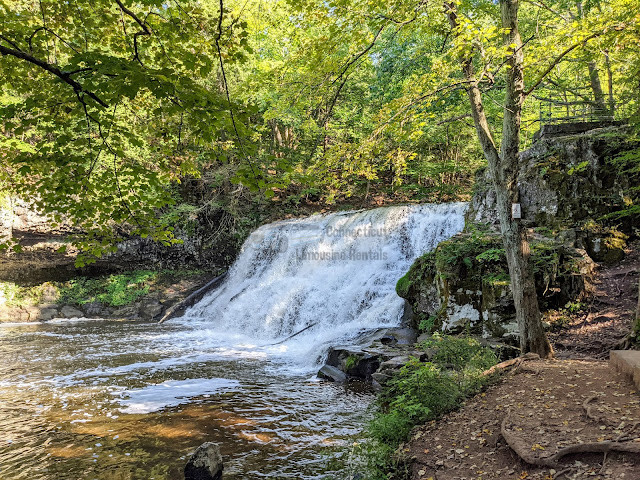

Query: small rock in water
<box><xmin>317</xmin><ymin>364</ymin><xmax>347</xmax><ymax>383</ymax></box>
<box><xmin>184</xmin><ymin>442</ymin><xmax>223</xmax><ymax>480</ymax></box>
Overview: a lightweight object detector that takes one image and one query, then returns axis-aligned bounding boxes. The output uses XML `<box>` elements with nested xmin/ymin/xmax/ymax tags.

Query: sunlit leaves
<box><xmin>0</xmin><ymin>0</ymin><xmax>255</xmax><ymax>262</ymax></box>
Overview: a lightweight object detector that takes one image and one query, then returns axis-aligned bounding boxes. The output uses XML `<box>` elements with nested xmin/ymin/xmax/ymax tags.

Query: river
<box><xmin>0</xmin><ymin>317</ymin><xmax>372</xmax><ymax>479</ymax></box>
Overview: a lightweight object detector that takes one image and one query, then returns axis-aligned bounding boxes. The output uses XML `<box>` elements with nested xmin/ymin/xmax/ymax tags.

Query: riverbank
<box><xmin>400</xmin><ymin>241</ymin><xmax>640</xmax><ymax>480</ymax></box>
<box><xmin>0</xmin><ymin>268</ymin><xmax>216</xmax><ymax>323</ymax></box>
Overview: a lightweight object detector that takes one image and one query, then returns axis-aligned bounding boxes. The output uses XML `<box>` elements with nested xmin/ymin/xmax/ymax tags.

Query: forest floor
<box><xmin>549</xmin><ymin>240</ymin><xmax>640</xmax><ymax>359</ymax></box>
<box><xmin>406</xmin><ymin>242</ymin><xmax>640</xmax><ymax>480</ymax></box>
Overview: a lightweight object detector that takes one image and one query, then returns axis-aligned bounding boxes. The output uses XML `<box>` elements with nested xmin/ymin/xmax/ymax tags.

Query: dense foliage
<box><xmin>364</xmin><ymin>334</ymin><xmax>498</xmax><ymax>479</ymax></box>
<box><xmin>1</xmin><ymin>0</ymin><xmax>639</xmax><ymax>262</ymax></box>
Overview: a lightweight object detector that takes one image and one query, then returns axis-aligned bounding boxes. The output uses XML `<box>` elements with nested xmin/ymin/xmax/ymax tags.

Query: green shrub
<box><xmin>420</xmin><ymin>333</ymin><xmax>497</xmax><ymax>371</ymax></box>
<box><xmin>0</xmin><ymin>282</ymin><xmax>50</xmax><ymax>307</ymax></box>
<box><xmin>417</xmin><ymin>315</ymin><xmax>436</xmax><ymax>333</ymax></box>
<box><xmin>363</xmin><ymin>335</ymin><xmax>498</xmax><ymax>479</ymax></box>
<box><xmin>57</xmin><ymin>271</ymin><xmax>157</xmax><ymax>307</ymax></box>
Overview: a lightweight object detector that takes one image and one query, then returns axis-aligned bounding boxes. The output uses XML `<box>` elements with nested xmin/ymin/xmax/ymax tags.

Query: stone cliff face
<box><xmin>467</xmin><ymin>127</ymin><xmax>635</xmax><ymax>231</ymax></box>
<box><xmin>397</xmin><ymin>230</ymin><xmax>594</xmax><ymax>343</ymax></box>
<box><xmin>399</xmin><ymin>127</ymin><xmax>637</xmax><ymax>344</ymax></box>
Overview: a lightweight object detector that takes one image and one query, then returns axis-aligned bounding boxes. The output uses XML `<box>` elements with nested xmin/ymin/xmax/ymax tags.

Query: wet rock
<box><xmin>38</xmin><ymin>308</ymin><xmax>58</xmax><ymax>321</ymax></box>
<box><xmin>383</xmin><ymin>327</ymin><xmax>417</xmax><ymax>345</ymax></box>
<box><xmin>139</xmin><ymin>297</ymin><xmax>163</xmax><ymax>319</ymax></box>
<box><xmin>184</xmin><ymin>442</ymin><xmax>223</xmax><ymax>480</ymax></box>
<box><xmin>112</xmin><ymin>305</ymin><xmax>139</xmax><ymax>319</ymax></box>
<box><xmin>60</xmin><ymin>305</ymin><xmax>83</xmax><ymax>318</ymax></box>
<box><xmin>380</xmin><ymin>334</ymin><xmax>397</xmax><ymax>345</ymax></box>
<box><xmin>317</xmin><ymin>364</ymin><xmax>347</xmax><ymax>383</ymax></box>
<box><xmin>325</xmin><ymin>347</ymin><xmax>381</xmax><ymax>379</ymax></box>
<box><xmin>371</xmin><ymin>372</ymin><xmax>392</xmax><ymax>387</ymax></box>
<box><xmin>81</xmin><ymin>301</ymin><xmax>108</xmax><ymax>316</ymax></box>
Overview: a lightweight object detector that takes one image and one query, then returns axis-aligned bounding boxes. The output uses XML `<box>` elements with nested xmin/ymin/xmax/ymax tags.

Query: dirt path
<box><xmin>406</xmin><ymin>359</ymin><xmax>640</xmax><ymax>480</ymax></box>
<box><xmin>549</xmin><ymin>240</ymin><xmax>639</xmax><ymax>359</ymax></box>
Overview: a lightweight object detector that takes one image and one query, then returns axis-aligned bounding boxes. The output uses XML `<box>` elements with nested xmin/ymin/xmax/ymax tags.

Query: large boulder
<box><xmin>397</xmin><ymin>231</ymin><xmax>594</xmax><ymax>343</ymax></box>
<box><xmin>325</xmin><ymin>347</ymin><xmax>381</xmax><ymax>379</ymax></box>
<box><xmin>184</xmin><ymin>442</ymin><xmax>223</xmax><ymax>480</ymax></box>
<box><xmin>583</xmin><ymin>226</ymin><xmax>627</xmax><ymax>265</ymax></box>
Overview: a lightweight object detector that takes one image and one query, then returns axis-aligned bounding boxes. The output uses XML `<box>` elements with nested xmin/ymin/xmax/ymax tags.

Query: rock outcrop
<box><xmin>318</xmin><ymin>327</ymin><xmax>435</xmax><ymax>388</ymax></box>
<box><xmin>396</xmin><ymin>230</ymin><xmax>594</xmax><ymax>343</ymax></box>
<box><xmin>395</xmin><ymin>129</ymin><xmax>640</xmax><ymax>343</ymax></box>
<box><xmin>466</xmin><ymin>127</ymin><xmax>636</xmax><ymax>232</ymax></box>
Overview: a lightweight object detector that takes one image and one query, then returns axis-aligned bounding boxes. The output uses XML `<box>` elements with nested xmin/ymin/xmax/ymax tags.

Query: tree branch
<box><xmin>114</xmin><ymin>0</ymin><xmax>151</xmax><ymax>66</ymax></box>
<box><xmin>214</xmin><ymin>0</ymin><xmax>259</xmax><ymax>183</ymax></box>
<box><xmin>0</xmin><ymin>44</ymin><xmax>108</xmax><ymax>107</ymax></box>
<box><xmin>525</xmin><ymin>31</ymin><xmax>603</xmax><ymax>96</ymax></box>
<box><xmin>331</xmin><ymin>24</ymin><xmax>385</xmax><ymax>88</ymax></box>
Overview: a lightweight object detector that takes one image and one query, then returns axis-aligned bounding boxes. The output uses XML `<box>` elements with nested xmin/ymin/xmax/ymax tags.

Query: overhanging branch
<box><xmin>114</xmin><ymin>0</ymin><xmax>151</xmax><ymax>65</ymax></box>
<box><xmin>525</xmin><ymin>31</ymin><xmax>603</xmax><ymax>96</ymax></box>
<box><xmin>0</xmin><ymin>44</ymin><xmax>108</xmax><ymax>107</ymax></box>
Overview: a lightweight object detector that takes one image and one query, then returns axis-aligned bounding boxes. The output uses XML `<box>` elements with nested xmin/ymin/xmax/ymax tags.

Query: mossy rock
<box><xmin>397</xmin><ymin>227</ymin><xmax>593</xmax><ymax>339</ymax></box>
<box><xmin>583</xmin><ymin>225</ymin><xmax>627</xmax><ymax>264</ymax></box>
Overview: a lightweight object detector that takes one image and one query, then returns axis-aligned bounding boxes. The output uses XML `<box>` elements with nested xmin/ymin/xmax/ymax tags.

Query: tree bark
<box><xmin>587</xmin><ymin>61</ymin><xmax>608</xmax><ymax>117</ymax></box>
<box><xmin>498</xmin><ymin>0</ymin><xmax>552</xmax><ymax>358</ymax></box>
<box><xmin>445</xmin><ymin>0</ymin><xmax>552</xmax><ymax>357</ymax></box>
<box><xmin>604</xmin><ymin>51</ymin><xmax>615</xmax><ymax>115</ymax></box>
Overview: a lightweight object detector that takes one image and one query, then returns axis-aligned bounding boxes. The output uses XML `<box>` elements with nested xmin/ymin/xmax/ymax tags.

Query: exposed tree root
<box><xmin>614</xmin><ymin>331</ymin><xmax>638</xmax><ymax>350</ymax></box>
<box><xmin>501</xmin><ymin>414</ymin><xmax>640</xmax><ymax>468</ymax></box>
<box><xmin>481</xmin><ymin>353</ymin><xmax>540</xmax><ymax>377</ymax></box>
<box><xmin>582</xmin><ymin>394</ymin><xmax>600</xmax><ymax>422</ymax></box>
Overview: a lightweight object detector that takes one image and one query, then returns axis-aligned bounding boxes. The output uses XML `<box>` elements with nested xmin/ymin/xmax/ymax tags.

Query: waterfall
<box><xmin>183</xmin><ymin>203</ymin><xmax>467</xmax><ymax>365</ymax></box>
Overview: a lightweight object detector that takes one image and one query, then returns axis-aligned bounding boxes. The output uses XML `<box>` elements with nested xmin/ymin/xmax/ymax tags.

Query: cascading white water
<box><xmin>184</xmin><ymin>203</ymin><xmax>467</xmax><ymax>364</ymax></box>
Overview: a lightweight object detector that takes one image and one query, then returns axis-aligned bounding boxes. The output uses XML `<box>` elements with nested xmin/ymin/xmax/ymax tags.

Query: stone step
<box><xmin>609</xmin><ymin>350</ymin><xmax>640</xmax><ymax>391</ymax></box>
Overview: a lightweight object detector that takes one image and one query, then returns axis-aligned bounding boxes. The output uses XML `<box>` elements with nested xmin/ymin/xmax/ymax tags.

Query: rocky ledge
<box><xmin>0</xmin><ymin>272</ymin><xmax>214</xmax><ymax>323</ymax></box>
<box><xmin>316</xmin><ymin>326</ymin><xmax>517</xmax><ymax>389</ymax></box>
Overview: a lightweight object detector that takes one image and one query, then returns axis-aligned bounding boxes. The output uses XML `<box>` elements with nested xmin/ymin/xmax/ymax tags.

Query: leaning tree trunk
<box><xmin>446</xmin><ymin>0</ymin><xmax>552</xmax><ymax>357</ymax></box>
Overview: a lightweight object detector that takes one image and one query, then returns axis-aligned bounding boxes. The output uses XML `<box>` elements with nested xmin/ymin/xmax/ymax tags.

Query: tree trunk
<box><xmin>446</xmin><ymin>0</ymin><xmax>552</xmax><ymax>357</ymax></box>
<box><xmin>604</xmin><ymin>51</ymin><xmax>615</xmax><ymax>116</ymax></box>
<box><xmin>498</xmin><ymin>0</ymin><xmax>552</xmax><ymax>358</ymax></box>
<box><xmin>588</xmin><ymin>61</ymin><xmax>608</xmax><ymax>117</ymax></box>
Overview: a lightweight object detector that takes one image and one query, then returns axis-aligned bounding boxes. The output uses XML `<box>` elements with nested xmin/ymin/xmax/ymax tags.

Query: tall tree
<box><xmin>445</xmin><ymin>0</ymin><xmax>552</xmax><ymax>357</ymax></box>
<box><xmin>0</xmin><ymin>0</ymin><xmax>253</xmax><ymax>262</ymax></box>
